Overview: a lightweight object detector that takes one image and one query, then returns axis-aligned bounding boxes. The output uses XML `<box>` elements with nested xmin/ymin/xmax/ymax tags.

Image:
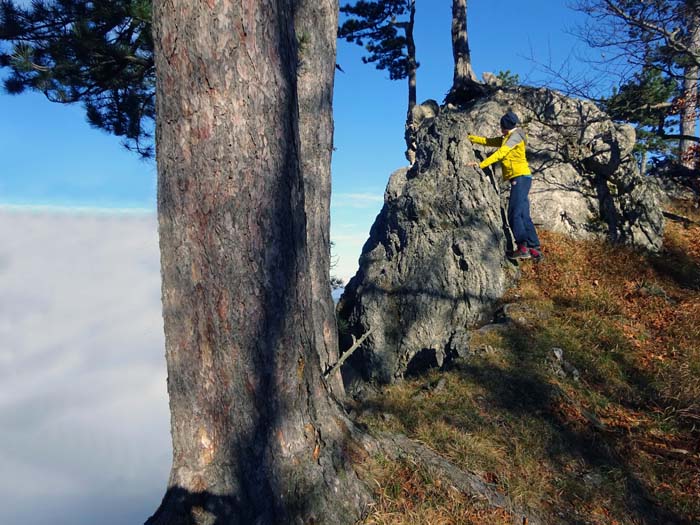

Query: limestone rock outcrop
<box><xmin>338</xmin><ymin>85</ymin><xmax>665</xmax><ymax>388</ymax></box>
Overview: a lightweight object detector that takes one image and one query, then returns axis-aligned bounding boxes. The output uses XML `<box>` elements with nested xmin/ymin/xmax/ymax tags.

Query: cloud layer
<box><xmin>0</xmin><ymin>205</ymin><xmax>373</xmax><ymax>524</ymax></box>
<box><xmin>0</xmin><ymin>208</ymin><xmax>170</xmax><ymax>525</ymax></box>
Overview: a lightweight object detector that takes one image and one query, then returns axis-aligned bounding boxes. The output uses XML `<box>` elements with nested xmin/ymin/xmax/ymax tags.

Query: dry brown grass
<box><xmin>360</xmin><ymin>456</ymin><xmax>515</xmax><ymax>525</ymax></box>
<box><xmin>357</xmin><ymin>199</ymin><xmax>700</xmax><ymax>524</ymax></box>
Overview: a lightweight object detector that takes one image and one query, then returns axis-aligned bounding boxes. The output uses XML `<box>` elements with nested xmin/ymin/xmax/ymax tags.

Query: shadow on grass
<box><xmin>357</xmin><ymin>321</ymin><xmax>693</xmax><ymax>525</ymax></box>
<box><xmin>460</xmin><ymin>326</ymin><xmax>690</xmax><ymax>525</ymax></box>
<box><xmin>650</xmin><ymin>247</ymin><xmax>700</xmax><ymax>291</ymax></box>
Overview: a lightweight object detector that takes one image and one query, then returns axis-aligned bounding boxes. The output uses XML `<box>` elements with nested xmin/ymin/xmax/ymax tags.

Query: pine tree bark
<box><xmin>147</xmin><ymin>1</ymin><xmax>369</xmax><ymax>523</ymax></box>
<box><xmin>445</xmin><ymin>0</ymin><xmax>482</xmax><ymax>106</ymax></box>
<box><xmin>406</xmin><ymin>0</ymin><xmax>417</xmax><ymax>115</ymax></box>
<box><xmin>451</xmin><ymin>0</ymin><xmax>477</xmax><ymax>86</ymax></box>
<box><xmin>680</xmin><ymin>0</ymin><xmax>700</xmax><ymax>168</ymax></box>
<box><xmin>404</xmin><ymin>0</ymin><xmax>419</xmax><ymax>163</ymax></box>
<box><xmin>295</xmin><ymin>0</ymin><xmax>346</xmax><ymax>395</ymax></box>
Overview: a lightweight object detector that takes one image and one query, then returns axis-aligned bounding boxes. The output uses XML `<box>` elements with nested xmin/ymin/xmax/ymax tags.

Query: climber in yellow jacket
<box><xmin>468</xmin><ymin>111</ymin><xmax>542</xmax><ymax>261</ymax></box>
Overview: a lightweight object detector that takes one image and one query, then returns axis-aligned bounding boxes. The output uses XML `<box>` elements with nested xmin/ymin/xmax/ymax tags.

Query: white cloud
<box><xmin>0</xmin><ymin>208</ymin><xmax>170</xmax><ymax>525</ymax></box>
<box><xmin>332</xmin><ymin>192</ymin><xmax>384</xmax><ymax>208</ymax></box>
<box><xmin>331</xmin><ymin>233</ymin><xmax>369</xmax><ymax>283</ymax></box>
<box><xmin>332</xmin><ymin>233</ymin><xmax>370</xmax><ymax>246</ymax></box>
<box><xmin>331</xmin><ymin>208</ymin><xmax>376</xmax><ymax>282</ymax></box>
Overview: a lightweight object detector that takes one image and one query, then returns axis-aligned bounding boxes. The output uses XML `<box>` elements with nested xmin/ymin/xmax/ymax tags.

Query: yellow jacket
<box><xmin>468</xmin><ymin>128</ymin><xmax>531</xmax><ymax>180</ymax></box>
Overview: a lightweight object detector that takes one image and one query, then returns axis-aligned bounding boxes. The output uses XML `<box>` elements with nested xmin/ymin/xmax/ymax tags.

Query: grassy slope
<box><xmin>355</xmin><ymin>200</ymin><xmax>700</xmax><ymax>525</ymax></box>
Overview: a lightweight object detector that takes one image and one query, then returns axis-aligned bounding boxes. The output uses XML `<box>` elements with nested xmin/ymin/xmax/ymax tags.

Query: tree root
<box><xmin>356</xmin><ymin>430</ymin><xmax>543</xmax><ymax>525</ymax></box>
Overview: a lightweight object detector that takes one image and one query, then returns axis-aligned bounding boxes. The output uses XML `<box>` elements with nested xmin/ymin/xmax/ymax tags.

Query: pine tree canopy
<box><xmin>604</xmin><ymin>67</ymin><xmax>677</xmax><ymax>125</ymax></box>
<box><xmin>603</xmin><ymin>66</ymin><xmax>678</xmax><ymax>158</ymax></box>
<box><xmin>338</xmin><ymin>0</ymin><xmax>414</xmax><ymax>81</ymax></box>
<box><xmin>0</xmin><ymin>0</ymin><xmax>155</xmax><ymax>157</ymax></box>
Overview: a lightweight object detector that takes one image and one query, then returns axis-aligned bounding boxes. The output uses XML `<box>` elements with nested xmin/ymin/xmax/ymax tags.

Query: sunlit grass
<box><xmin>357</xmin><ymin>199</ymin><xmax>700</xmax><ymax>524</ymax></box>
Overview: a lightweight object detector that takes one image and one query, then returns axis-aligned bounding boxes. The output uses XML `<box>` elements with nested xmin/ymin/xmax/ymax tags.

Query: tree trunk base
<box><xmin>445</xmin><ymin>79</ymin><xmax>487</xmax><ymax>105</ymax></box>
<box><xmin>146</xmin><ymin>421</ymin><xmax>373</xmax><ymax>525</ymax></box>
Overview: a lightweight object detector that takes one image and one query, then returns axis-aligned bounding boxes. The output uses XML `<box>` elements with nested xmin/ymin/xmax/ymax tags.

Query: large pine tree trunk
<box><xmin>680</xmin><ymin>0</ymin><xmax>700</xmax><ymax>168</ymax></box>
<box><xmin>295</xmin><ymin>0</ymin><xmax>346</xmax><ymax>396</ymax></box>
<box><xmin>451</xmin><ymin>0</ymin><xmax>477</xmax><ymax>86</ymax></box>
<box><xmin>445</xmin><ymin>0</ymin><xmax>482</xmax><ymax>106</ymax></box>
<box><xmin>404</xmin><ymin>0</ymin><xmax>419</xmax><ymax>163</ymax></box>
<box><xmin>147</xmin><ymin>1</ymin><xmax>369</xmax><ymax>523</ymax></box>
<box><xmin>406</xmin><ymin>0</ymin><xmax>417</xmax><ymax>115</ymax></box>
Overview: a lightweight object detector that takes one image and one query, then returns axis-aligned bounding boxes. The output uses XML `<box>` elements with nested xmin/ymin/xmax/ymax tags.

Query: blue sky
<box><xmin>0</xmin><ymin>1</ymin><xmax>598</xmax><ymax>279</ymax></box>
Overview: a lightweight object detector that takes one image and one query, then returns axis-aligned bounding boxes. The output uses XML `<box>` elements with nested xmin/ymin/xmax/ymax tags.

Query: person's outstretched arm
<box><xmin>468</xmin><ymin>134</ymin><xmax>502</xmax><ymax>147</ymax></box>
<box><xmin>478</xmin><ymin>130</ymin><xmax>525</xmax><ymax>169</ymax></box>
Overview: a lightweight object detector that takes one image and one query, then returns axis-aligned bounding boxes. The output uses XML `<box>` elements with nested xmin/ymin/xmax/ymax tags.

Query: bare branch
<box><xmin>325</xmin><ymin>329</ymin><xmax>373</xmax><ymax>378</ymax></box>
<box><xmin>602</xmin><ymin>0</ymin><xmax>700</xmax><ymax>67</ymax></box>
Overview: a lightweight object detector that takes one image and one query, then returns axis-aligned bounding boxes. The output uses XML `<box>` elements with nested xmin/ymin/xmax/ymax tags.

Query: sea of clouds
<box><xmin>0</xmin><ymin>208</ymin><xmax>171</xmax><ymax>525</ymax></box>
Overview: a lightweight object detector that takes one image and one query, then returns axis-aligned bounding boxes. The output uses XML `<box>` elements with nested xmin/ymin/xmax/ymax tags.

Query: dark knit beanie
<box><xmin>500</xmin><ymin>111</ymin><xmax>519</xmax><ymax>130</ymax></box>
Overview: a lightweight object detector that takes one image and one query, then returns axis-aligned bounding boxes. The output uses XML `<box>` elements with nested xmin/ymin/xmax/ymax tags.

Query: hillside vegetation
<box><xmin>353</xmin><ymin>199</ymin><xmax>700</xmax><ymax>525</ymax></box>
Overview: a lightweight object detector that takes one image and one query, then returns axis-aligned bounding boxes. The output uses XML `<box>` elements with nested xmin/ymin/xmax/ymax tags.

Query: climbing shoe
<box><xmin>529</xmin><ymin>248</ymin><xmax>544</xmax><ymax>262</ymax></box>
<box><xmin>508</xmin><ymin>245</ymin><xmax>531</xmax><ymax>260</ymax></box>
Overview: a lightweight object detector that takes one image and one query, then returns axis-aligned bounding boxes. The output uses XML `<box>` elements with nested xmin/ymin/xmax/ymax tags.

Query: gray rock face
<box><xmin>338</xmin><ymin>86</ymin><xmax>665</xmax><ymax>386</ymax></box>
<box><xmin>482</xmin><ymin>72</ymin><xmax>503</xmax><ymax>87</ymax></box>
<box><xmin>337</xmin><ymin>110</ymin><xmax>516</xmax><ymax>386</ymax></box>
<box><xmin>647</xmin><ymin>162</ymin><xmax>699</xmax><ymax>202</ymax></box>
